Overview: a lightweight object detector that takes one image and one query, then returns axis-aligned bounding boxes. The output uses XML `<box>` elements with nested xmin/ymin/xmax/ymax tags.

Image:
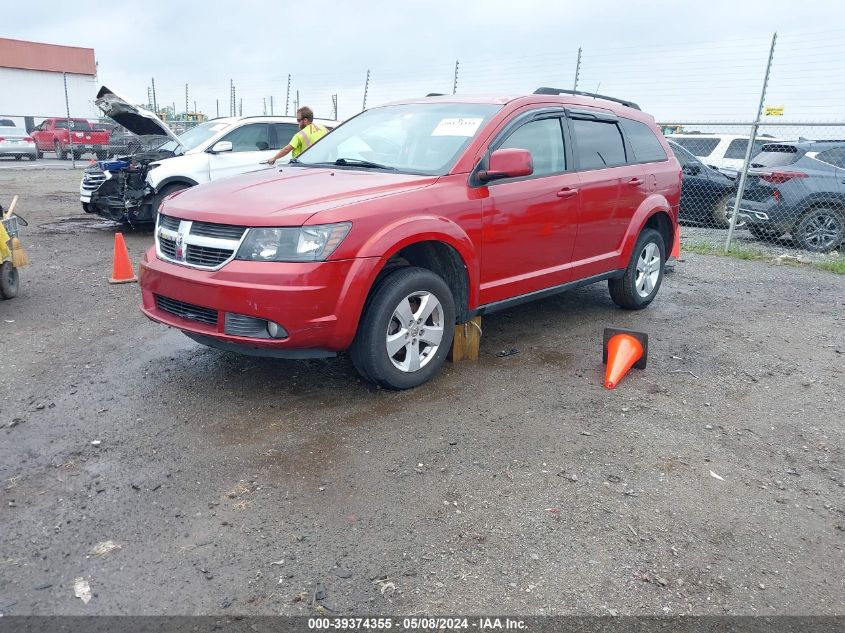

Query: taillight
<box><xmin>773</xmin><ymin>190</ymin><xmax>780</xmax><ymax>202</ymax></box>
<box><xmin>0</xmin><ymin>138</ymin><xmax>5</xmax><ymax>142</ymax></box>
<box><xmin>24</xmin><ymin>137</ymin><xmax>33</xmax><ymax>142</ymax></box>
<box><xmin>761</xmin><ymin>171</ymin><xmax>808</xmax><ymax>184</ymax></box>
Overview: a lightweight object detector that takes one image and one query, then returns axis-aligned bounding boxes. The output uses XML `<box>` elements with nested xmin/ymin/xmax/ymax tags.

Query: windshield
<box><xmin>297</xmin><ymin>103</ymin><xmax>502</xmax><ymax>175</ymax></box>
<box><xmin>158</xmin><ymin>121</ymin><xmax>233</xmax><ymax>154</ymax></box>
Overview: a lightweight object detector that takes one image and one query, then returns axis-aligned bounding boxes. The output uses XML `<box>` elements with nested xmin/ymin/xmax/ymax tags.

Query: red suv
<box><xmin>140</xmin><ymin>89</ymin><xmax>680</xmax><ymax>389</ymax></box>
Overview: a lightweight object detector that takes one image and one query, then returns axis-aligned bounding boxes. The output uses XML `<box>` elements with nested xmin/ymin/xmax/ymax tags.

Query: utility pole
<box><xmin>573</xmin><ymin>47</ymin><xmax>582</xmax><ymax>91</ymax></box>
<box><xmin>270</xmin><ymin>95</ymin><xmax>274</xmax><ymax>115</ymax></box>
<box><xmin>239</xmin><ymin>98</ymin><xmax>242</xmax><ymax>117</ymax></box>
<box><xmin>185</xmin><ymin>83</ymin><xmax>189</xmax><ymax>118</ymax></box>
<box><xmin>263</xmin><ymin>97</ymin><xmax>267</xmax><ymax>116</ymax></box>
<box><xmin>331</xmin><ymin>94</ymin><xmax>338</xmax><ymax>120</ymax></box>
<box><xmin>216</xmin><ymin>99</ymin><xmax>219</xmax><ymax>118</ymax></box>
<box><xmin>147</xmin><ymin>87</ymin><xmax>153</xmax><ymax>110</ymax></box>
<box><xmin>151</xmin><ymin>77</ymin><xmax>158</xmax><ymax>113</ymax></box>
<box><xmin>294</xmin><ymin>90</ymin><xmax>299</xmax><ymax>114</ymax></box>
<box><xmin>62</xmin><ymin>72</ymin><xmax>75</xmax><ymax>167</ymax></box>
<box><xmin>452</xmin><ymin>60</ymin><xmax>459</xmax><ymax>94</ymax></box>
<box><xmin>285</xmin><ymin>74</ymin><xmax>291</xmax><ymax>116</ymax></box>
<box><xmin>230</xmin><ymin>79</ymin><xmax>235</xmax><ymax>116</ymax></box>
<box><xmin>725</xmin><ymin>32</ymin><xmax>778</xmax><ymax>251</ymax></box>
<box><xmin>362</xmin><ymin>69</ymin><xmax>370</xmax><ymax>111</ymax></box>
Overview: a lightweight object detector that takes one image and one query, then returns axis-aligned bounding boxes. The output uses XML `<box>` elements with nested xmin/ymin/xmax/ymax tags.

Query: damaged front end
<box><xmin>86</xmin><ymin>147</ymin><xmax>174</xmax><ymax>224</ymax></box>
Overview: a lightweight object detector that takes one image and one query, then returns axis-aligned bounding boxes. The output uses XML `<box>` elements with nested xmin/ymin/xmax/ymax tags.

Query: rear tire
<box><xmin>350</xmin><ymin>266</ymin><xmax>455</xmax><ymax>390</ymax></box>
<box><xmin>794</xmin><ymin>207</ymin><xmax>845</xmax><ymax>253</ymax></box>
<box><xmin>608</xmin><ymin>228</ymin><xmax>666</xmax><ymax>310</ymax></box>
<box><xmin>54</xmin><ymin>141</ymin><xmax>67</xmax><ymax>160</ymax></box>
<box><xmin>0</xmin><ymin>261</ymin><xmax>19</xmax><ymax>299</ymax></box>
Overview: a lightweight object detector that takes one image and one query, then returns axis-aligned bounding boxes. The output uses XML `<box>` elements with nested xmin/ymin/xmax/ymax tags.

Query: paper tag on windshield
<box><xmin>431</xmin><ymin>117</ymin><xmax>483</xmax><ymax>137</ymax></box>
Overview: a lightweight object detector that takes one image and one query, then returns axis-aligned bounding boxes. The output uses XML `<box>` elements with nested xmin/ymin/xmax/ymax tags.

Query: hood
<box><xmin>94</xmin><ymin>86</ymin><xmax>182</xmax><ymax>147</ymax></box>
<box><xmin>161</xmin><ymin>167</ymin><xmax>438</xmax><ymax>226</ymax></box>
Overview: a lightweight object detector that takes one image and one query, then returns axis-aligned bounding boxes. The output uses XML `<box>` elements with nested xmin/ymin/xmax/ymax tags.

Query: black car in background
<box><xmin>667</xmin><ymin>140</ymin><xmax>737</xmax><ymax>228</ymax></box>
<box><xmin>730</xmin><ymin>141</ymin><xmax>845</xmax><ymax>252</ymax></box>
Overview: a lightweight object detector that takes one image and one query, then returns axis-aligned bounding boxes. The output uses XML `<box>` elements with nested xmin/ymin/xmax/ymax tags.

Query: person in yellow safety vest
<box><xmin>267</xmin><ymin>106</ymin><xmax>328</xmax><ymax>165</ymax></box>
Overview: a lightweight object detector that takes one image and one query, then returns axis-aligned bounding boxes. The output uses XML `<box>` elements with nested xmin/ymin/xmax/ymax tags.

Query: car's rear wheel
<box><xmin>609</xmin><ymin>228</ymin><xmax>665</xmax><ymax>310</ymax></box>
<box><xmin>713</xmin><ymin>194</ymin><xmax>745</xmax><ymax>229</ymax></box>
<box><xmin>0</xmin><ymin>261</ymin><xmax>19</xmax><ymax>299</ymax></box>
<box><xmin>54</xmin><ymin>141</ymin><xmax>67</xmax><ymax>160</ymax></box>
<box><xmin>350</xmin><ymin>266</ymin><xmax>455</xmax><ymax>390</ymax></box>
<box><xmin>794</xmin><ymin>206</ymin><xmax>845</xmax><ymax>253</ymax></box>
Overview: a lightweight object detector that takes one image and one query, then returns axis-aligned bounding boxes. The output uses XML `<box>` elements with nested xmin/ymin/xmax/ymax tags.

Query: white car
<box><xmin>667</xmin><ymin>133</ymin><xmax>786</xmax><ymax>177</ymax></box>
<box><xmin>80</xmin><ymin>86</ymin><xmax>335</xmax><ymax>223</ymax></box>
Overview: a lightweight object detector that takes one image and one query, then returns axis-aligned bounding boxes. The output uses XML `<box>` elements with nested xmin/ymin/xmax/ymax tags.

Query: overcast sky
<box><xmin>4</xmin><ymin>0</ymin><xmax>845</xmax><ymax>123</ymax></box>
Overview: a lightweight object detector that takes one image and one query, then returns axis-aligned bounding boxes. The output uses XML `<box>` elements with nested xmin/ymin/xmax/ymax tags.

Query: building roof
<box><xmin>0</xmin><ymin>38</ymin><xmax>96</xmax><ymax>76</ymax></box>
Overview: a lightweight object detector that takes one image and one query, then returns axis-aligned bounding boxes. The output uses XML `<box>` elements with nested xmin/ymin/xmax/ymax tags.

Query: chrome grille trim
<box><xmin>155</xmin><ymin>214</ymin><xmax>248</xmax><ymax>271</ymax></box>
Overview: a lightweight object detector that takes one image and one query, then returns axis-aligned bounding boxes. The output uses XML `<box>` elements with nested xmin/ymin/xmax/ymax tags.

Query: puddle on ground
<box><xmin>38</xmin><ymin>216</ymin><xmax>126</xmax><ymax>234</ymax></box>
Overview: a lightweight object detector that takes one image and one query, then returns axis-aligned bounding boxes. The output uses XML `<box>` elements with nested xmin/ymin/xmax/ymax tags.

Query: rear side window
<box><xmin>272</xmin><ymin>123</ymin><xmax>299</xmax><ymax>149</ymax></box>
<box><xmin>815</xmin><ymin>147</ymin><xmax>845</xmax><ymax>169</ymax></box>
<box><xmin>620</xmin><ymin>118</ymin><xmax>666</xmax><ymax>163</ymax></box>
<box><xmin>751</xmin><ymin>144</ymin><xmax>802</xmax><ymax>168</ymax></box>
<box><xmin>572</xmin><ymin>119</ymin><xmax>626</xmax><ymax>170</ymax></box>
<box><xmin>669</xmin><ymin>137</ymin><xmax>719</xmax><ymax>157</ymax></box>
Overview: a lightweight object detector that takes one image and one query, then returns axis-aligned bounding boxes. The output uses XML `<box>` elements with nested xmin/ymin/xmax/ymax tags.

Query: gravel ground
<box><xmin>0</xmin><ymin>169</ymin><xmax>843</xmax><ymax>616</ymax></box>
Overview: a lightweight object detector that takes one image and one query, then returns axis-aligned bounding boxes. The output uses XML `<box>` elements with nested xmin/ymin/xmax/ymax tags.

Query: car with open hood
<box><xmin>140</xmin><ymin>89</ymin><xmax>680</xmax><ymax>389</ymax></box>
<box><xmin>80</xmin><ymin>86</ymin><xmax>335</xmax><ymax>223</ymax></box>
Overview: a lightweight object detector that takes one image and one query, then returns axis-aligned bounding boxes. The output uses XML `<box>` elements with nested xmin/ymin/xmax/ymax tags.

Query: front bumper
<box><xmin>139</xmin><ymin>248</ymin><xmax>381</xmax><ymax>355</ymax></box>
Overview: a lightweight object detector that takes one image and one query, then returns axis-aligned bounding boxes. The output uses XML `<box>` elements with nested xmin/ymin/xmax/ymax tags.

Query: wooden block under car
<box><xmin>449</xmin><ymin>317</ymin><xmax>482</xmax><ymax>362</ymax></box>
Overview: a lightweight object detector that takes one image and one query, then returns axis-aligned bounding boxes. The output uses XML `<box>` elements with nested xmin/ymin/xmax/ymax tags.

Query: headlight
<box><xmin>235</xmin><ymin>222</ymin><xmax>352</xmax><ymax>262</ymax></box>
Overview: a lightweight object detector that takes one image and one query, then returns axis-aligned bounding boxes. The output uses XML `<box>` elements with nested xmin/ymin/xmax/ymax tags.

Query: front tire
<box><xmin>0</xmin><ymin>261</ymin><xmax>19</xmax><ymax>299</ymax></box>
<box><xmin>350</xmin><ymin>267</ymin><xmax>455</xmax><ymax>390</ymax></box>
<box><xmin>794</xmin><ymin>206</ymin><xmax>845</xmax><ymax>253</ymax></box>
<box><xmin>609</xmin><ymin>228</ymin><xmax>666</xmax><ymax>310</ymax></box>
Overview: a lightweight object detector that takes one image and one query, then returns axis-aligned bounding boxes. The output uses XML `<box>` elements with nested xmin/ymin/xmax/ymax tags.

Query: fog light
<box><xmin>267</xmin><ymin>321</ymin><xmax>288</xmax><ymax>339</ymax></box>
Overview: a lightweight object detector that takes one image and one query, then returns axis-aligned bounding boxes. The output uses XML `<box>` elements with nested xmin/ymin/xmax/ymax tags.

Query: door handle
<box><xmin>556</xmin><ymin>187</ymin><xmax>578</xmax><ymax>198</ymax></box>
<box><xmin>627</xmin><ymin>177</ymin><xmax>644</xmax><ymax>186</ymax></box>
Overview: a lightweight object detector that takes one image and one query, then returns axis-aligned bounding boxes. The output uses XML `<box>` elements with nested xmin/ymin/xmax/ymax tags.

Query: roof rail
<box><xmin>533</xmin><ymin>87</ymin><xmax>640</xmax><ymax>110</ymax></box>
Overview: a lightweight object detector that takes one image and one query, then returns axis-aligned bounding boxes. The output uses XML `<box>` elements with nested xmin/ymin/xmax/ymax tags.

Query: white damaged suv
<box><xmin>80</xmin><ymin>86</ymin><xmax>335</xmax><ymax>223</ymax></box>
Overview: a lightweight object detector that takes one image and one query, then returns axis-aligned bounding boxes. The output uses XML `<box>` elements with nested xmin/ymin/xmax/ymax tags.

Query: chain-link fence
<box><xmin>661</xmin><ymin>122</ymin><xmax>845</xmax><ymax>262</ymax></box>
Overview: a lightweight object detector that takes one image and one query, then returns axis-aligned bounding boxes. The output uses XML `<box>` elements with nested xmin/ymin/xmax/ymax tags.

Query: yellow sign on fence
<box><xmin>764</xmin><ymin>106</ymin><xmax>785</xmax><ymax>116</ymax></box>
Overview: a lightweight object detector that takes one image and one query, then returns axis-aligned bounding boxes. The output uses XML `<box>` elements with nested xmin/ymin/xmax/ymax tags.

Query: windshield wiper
<box><xmin>330</xmin><ymin>157</ymin><xmax>396</xmax><ymax>170</ymax></box>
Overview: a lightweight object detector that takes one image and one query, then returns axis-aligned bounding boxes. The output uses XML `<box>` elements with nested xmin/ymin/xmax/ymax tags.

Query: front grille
<box><xmin>224</xmin><ymin>313</ymin><xmax>270</xmax><ymax>338</ymax></box>
<box><xmin>155</xmin><ymin>295</ymin><xmax>218</xmax><ymax>326</ymax></box>
<box><xmin>159</xmin><ymin>214</ymin><xmax>180</xmax><ymax>231</ymax></box>
<box><xmin>159</xmin><ymin>235</ymin><xmax>178</xmax><ymax>259</ymax></box>
<box><xmin>82</xmin><ymin>170</ymin><xmax>106</xmax><ymax>192</ymax></box>
<box><xmin>186</xmin><ymin>245</ymin><xmax>233</xmax><ymax>267</ymax></box>
<box><xmin>191</xmin><ymin>221</ymin><xmax>246</xmax><ymax>240</ymax></box>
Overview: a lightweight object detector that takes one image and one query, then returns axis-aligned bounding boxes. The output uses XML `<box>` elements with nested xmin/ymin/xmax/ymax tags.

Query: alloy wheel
<box><xmin>635</xmin><ymin>242</ymin><xmax>661</xmax><ymax>298</ymax></box>
<box><xmin>385</xmin><ymin>291</ymin><xmax>445</xmax><ymax>372</ymax></box>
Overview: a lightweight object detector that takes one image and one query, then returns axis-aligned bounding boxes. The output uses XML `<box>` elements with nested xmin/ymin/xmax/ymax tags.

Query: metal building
<box><xmin>0</xmin><ymin>37</ymin><xmax>98</xmax><ymax>130</ymax></box>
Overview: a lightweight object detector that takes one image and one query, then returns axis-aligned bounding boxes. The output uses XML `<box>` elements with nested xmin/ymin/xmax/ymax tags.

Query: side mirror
<box><xmin>682</xmin><ymin>163</ymin><xmax>701</xmax><ymax>176</ymax></box>
<box><xmin>479</xmin><ymin>148</ymin><xmax>533</xmax><ymax>182</ymax></box>
<box><xmin>210</xmin><ymin>140</ymin><xmax>233</xmax><ymax>154</ymax></box>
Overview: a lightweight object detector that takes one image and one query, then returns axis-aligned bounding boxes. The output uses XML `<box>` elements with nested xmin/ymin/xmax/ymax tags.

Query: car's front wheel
<box><xmin>609</xmin><ymin>228</ymin><xmax>666</xmax><ymax>310</ymax></box>
<box><xmin>794</xmin><ymin>206</ymin><xmax>845</xmax><ymax>253</ymax></box>
<box><xmin>350</xmin><ymin>266</ymin><xmax>455</xmax><ymax>390</ymax></box>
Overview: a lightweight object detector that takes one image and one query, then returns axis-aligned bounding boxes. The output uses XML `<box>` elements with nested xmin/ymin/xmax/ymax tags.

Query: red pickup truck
<box><xmin>30</xmin><ymin>118</ymin><xmax>110</xmax><ymax>160</ymax></box>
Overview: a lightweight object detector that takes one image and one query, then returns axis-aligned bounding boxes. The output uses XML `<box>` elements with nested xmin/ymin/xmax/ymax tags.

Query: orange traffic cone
<box><xmin>671</xmin><ymin>227</ymin><xmax>680</xmax><ymax>259</ymax></box>
<box><xmin>109</xmin><ymin>232</ymin><xmax>137</xmax><ymax>284</ymax></box>
<box><xmin>602</xmin><ymin>328</ymin><xmax>648</xmax><ymax>389</ymax></box>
